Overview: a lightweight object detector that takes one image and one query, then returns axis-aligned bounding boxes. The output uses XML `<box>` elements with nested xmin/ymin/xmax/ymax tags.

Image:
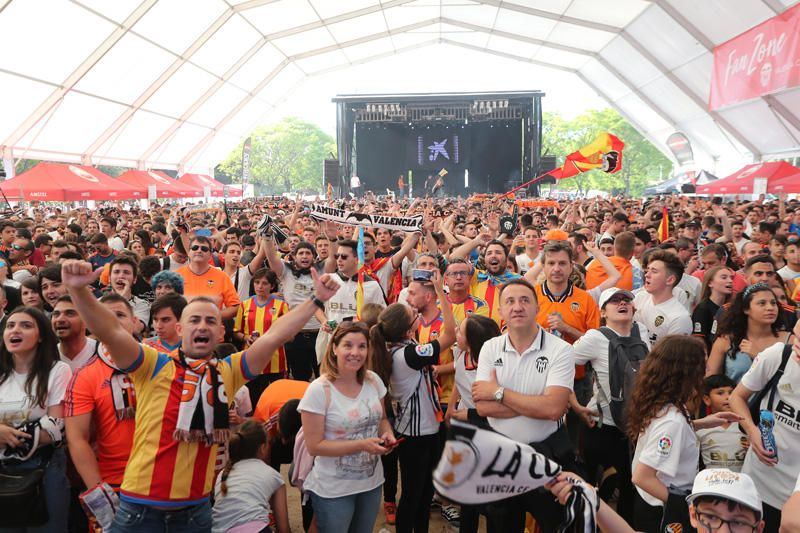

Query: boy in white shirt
<box><xmin>697</xmin><ymin>375</ymin><xmax>749</xmax><ymax>472</ymax></box>
<box><xmin>634</xmin><ymin>249</ymin><xmax>692</xmax><ymax>344</ymax></box>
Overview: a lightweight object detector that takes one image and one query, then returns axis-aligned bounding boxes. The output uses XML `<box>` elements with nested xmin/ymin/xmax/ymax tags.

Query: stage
<box><xmin>331</xmin><ymin>91</ymin><xmax>544</xmax><ymax>196</ymax></box>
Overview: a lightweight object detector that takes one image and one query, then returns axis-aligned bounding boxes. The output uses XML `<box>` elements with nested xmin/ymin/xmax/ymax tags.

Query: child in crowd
<box><xmin>697</xmin><ymin>375</ymin><xmax>749</xmax><ymax>472</ymax></box>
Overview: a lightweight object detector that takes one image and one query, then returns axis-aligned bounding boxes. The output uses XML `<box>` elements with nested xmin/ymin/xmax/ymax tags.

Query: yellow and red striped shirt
<box><xmin>233</xmin><ymin>295</ymin><xmax>289</xmax><ymax>375</ymax></box>
<box><xmin>417</xmin><ymin>311</ymin><xmax>455</xmax><ymax>405</ymax></box>
<box><xmin>120</xmin><ymin>344</ymin><xmax>254</xmax><ymax>507</ymax></box>
<box><xmin>446</xmin><ymin>294</ymin><xmax>490</xmax><ymax>323</ymax></box>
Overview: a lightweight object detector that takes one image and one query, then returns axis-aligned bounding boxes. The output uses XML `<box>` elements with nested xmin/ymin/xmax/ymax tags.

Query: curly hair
<box><xmin>716</xmin><ymin>283</ymin><xmax>780</xmax><ymax>350</ymax></box>
<box><xmin>625</xmin><ymin>335</ymin><xmax>706</xmax><ymax>441</ymax></box>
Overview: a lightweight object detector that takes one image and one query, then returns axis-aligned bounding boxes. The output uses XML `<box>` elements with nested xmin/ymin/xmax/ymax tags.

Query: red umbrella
<box><xmin>118</xmin><ymin>170</ymin><xmax>202</xmax><ymax>198</ymax></box>
<box><xmin>696</xmin><ymin>162</ymin><xmax>800</xmax><ymax>195</ymax></box>
<box><xmin>177</xmin><ymin>173</ymin><xmax>242</xmax><ymax>197</ymax></box>
<box><xmin>1</xmin><ymin>163</ymin><xmax>145</xmax><ymax>201</ymax></box>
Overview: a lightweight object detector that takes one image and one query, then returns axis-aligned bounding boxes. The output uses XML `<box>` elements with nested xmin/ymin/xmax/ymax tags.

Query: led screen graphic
<box><xmin>355</xmin><ymin>121</ymin><xmax>521</xmax><ymax>195</ymax></box>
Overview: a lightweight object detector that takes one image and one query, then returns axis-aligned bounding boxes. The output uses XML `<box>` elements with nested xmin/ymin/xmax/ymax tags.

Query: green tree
<box><xmin>542</xmin><ymin>109</ymin><xmax>673</xmax><ymax>196</ymax></box>
<box><xmin>217</xmin><ymin>117</ymin><xmax>336</xmax><ymax>196</ymax></box>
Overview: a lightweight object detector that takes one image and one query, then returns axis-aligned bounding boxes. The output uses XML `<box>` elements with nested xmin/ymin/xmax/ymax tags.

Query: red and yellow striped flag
<box><xmin>658</xmin><ymin>207</ymin><xmax>669</xmax><ymax>242</ymax></box>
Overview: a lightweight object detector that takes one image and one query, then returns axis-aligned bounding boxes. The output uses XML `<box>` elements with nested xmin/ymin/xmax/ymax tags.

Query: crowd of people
<box><xmin>0</xmin><ymin>192</ymin><xmax>798</xmax><ymax>533</ymax></box>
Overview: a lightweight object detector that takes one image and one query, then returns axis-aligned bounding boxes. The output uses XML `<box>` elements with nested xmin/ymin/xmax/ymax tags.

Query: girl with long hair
<box><xmin>212</xmin><ymin>420</ymin><xmax>290</xmax><ymax>533</ymax></box>
<box><xmin>0</xmin><ymin>306</ymin><xmax>72</xmax><ymax>531</ymax></box>
<box><xmin>134</xmin><ymin>230</ymin><xmax>155</xmax><ymax>256</ymax></box>
<box><xmin>692</xmin><ymin>266</ymin><xmax>734</xmax><ymax>351</ymax></box>
<box><xmin>370</xmin><ymin>270</ymin><xmax>455</xmax><ymax>533</ymax></box>
<box><xmin>298</xmin><ymin>322</ymin><xmax>394</xmax><ymax>533</ymax></box>
<box><xmin>628</xmin><ymin>336</ymin><xmax>740</xmax><ymax>533</ymax></box>
<box><xmin>707</xmin><ymin>283</ymin><xmax>792</xmax><ymax>382</ymax></box>
<box><xmin>20</xmin><ymin>277</ymin><xmax>44</xmax><ymax>309</ymax></box>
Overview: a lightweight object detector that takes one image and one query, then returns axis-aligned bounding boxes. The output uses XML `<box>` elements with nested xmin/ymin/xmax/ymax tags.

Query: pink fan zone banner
<box><xmin>709</xmin><ymin>3</ymin><xmax>800</xmax><ymax>110</ymax></box>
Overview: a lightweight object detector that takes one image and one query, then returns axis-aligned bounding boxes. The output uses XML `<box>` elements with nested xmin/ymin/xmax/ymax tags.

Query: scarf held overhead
<box><xmin>172</xmin><ymin>351</ymin><xmax>230</xmax><ymax>444</ymax></box>
<box><xmin>309</xmin><ymin>204</ymin><xmax>423</xmax><ymax>232</ymax></box>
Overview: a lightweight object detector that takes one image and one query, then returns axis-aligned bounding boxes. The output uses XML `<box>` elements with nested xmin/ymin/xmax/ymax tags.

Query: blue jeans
<box><xmin>309</xmin><ymin>485</ymin><xmax>381</xmax><ymax>533</ymax></box>
<box><xmin>0</xmin><ymin>447</ymin><xmax>69</xmax><ymax>533</ymax></box>
<box><xmin>112</xmin><ymin>500</ymin><xmax>212</xmax><ymax>533</ymax></box>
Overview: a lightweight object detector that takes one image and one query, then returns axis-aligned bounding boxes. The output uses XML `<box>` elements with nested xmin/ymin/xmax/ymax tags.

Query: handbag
<box><xmin>0</xmin><ymin>448</ymin><xmax>52</xmax><ymax>527</ymax></box>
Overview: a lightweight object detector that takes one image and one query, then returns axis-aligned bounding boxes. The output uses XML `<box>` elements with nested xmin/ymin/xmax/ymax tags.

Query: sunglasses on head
<box><xmin>190</xmin><ymin>244</ymin><xmax>210</xmax><ymax>252</ymax></box>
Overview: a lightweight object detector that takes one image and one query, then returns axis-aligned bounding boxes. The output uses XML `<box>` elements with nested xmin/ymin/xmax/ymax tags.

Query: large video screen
<box><xmin>355</xmin><ymin>121</ymin><xmax>522</xmax><ymax>195</ymax></box>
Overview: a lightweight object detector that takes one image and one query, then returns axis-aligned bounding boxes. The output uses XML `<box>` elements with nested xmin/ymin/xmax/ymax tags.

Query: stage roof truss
<box><xmin>0</xmin><ymin>0</ymin><xmax>798</xmax><ymax>176</ymax></box>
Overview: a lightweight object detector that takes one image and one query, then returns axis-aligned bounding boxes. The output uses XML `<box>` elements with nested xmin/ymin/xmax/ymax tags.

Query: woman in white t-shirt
<box><xmin>628</xmin><ymin>335</ymin><xmax>741</xmax><ymax>533</ymax></box>
<box><xmin>0</xmin><ymin>307</ymin><xmax>72</xmax><ymax>531</ymax></box>
<box><xmin>447</xmin><ymin>314</ymin><xmax>501</xmax><ymax>419</ymax></box>
<box><xmin>299</xmin><ymin>322</ymin><xmax>395</xmax><ymax>533</ymax></box>
<box><xmin>213</xmin><ymin>420</ymin><xmax>289</xmax><ymax>533</ymax></box>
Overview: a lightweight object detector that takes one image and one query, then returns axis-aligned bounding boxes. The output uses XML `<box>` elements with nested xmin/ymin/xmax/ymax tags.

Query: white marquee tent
<box><xmin>0</xmin><ymin>0</ymin><xmax>798</xmax><ymax>176</ymax></box>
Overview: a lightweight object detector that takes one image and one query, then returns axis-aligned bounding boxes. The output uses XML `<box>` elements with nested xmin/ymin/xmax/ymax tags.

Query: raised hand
<box><xmin>312</xmin><ymin>269</ymin><xmax>339</xmax><ymax>302</ymax></box>
<box><xmin>61</xmin><ymin>260</ymin><xmax>101</xmax><ymax>289</ymax></box>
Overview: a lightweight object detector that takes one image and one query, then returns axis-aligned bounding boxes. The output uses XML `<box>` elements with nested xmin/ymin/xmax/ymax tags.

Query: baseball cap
<box><xmin>685</xmin><ymin>220</ymin><xmax>701</xmax><ymax>228</ymax></box>
<box><xmin>686</xmin><ymin>469</ymin><xmax>762</xmax><ymax>517</ymax></box>
<box><xmin>544</xmin><ymin>229</ymin><xmax>569</xmax><ymax>241</ymax></box>
<box><xmin>598</xmin><ymin>287</ymin><xmax>634</xmax><ymax>309</ymax></box>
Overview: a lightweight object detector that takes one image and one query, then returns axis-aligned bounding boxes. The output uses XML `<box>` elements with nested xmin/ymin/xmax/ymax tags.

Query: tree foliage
<box><xmin>217</xmin><ymin>117</ymin><xmax>336</xmax><ymax>195</ymax></box>
<box><xmin>542</xmin><ymin>108</ymin><xmax>673</xmax><ymax>196</ymax></box>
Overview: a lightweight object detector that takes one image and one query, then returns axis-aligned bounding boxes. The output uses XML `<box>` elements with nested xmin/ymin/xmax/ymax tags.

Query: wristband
<box><xmin>311</xmin><ymin>296</ymin><xmax>325</xmax><ymax>310</ymax></box>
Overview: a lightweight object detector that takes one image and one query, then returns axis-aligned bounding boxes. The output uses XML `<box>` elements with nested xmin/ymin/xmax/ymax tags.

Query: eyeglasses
<box><xmin>334</xmin><ymin>253</ymin><xmax>351</xmax><ymax>260</ymax></box>
<box><xmin>190</xmin><ymin>245</ymin><xmax>210</xmax><ymax>252</ymax></box>
<box><xmin>694</xmin><ymin>511</ymin><xmax>758</xmax><ymax>533</ymax></box>
<box><xmin>446</xmin><ymin>271</ymin><xmax>470</xmax><ymax>278</ymax></box>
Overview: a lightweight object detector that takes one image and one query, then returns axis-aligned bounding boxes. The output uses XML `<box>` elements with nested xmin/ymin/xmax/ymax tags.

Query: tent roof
<box><xmin>0</xmin><ymin>0</ymin><xmax>798</xmax><ymax>176</ymax></box>
<box><xmin>178</xmin><ymin>173</ymin><xmax>242</xmax><ymax>197</ymax></box>
<box><xmin>696</xmin><ymin>161</ymin><xmax>800</xmax><ymax>194</ymax></box>
<box><xmin>118</xmin><ymin>169</ymin><xmax>202</xmax><ymax>197</ymax></box>
<box><xmin>1</xmin><ymin>162</ymin><xmax>145</xmax><ymax>201</ymax></box>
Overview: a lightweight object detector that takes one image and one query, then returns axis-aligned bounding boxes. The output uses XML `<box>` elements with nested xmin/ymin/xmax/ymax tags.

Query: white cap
<box><xmin>686</xmin><ymin>469</ymin><xmax>762</xmax><ymax>517</ymax></box>
<box><xmin>598</xmin><ymin>287</ymin><xmax>635</xmax><ymax>309</ymax></box>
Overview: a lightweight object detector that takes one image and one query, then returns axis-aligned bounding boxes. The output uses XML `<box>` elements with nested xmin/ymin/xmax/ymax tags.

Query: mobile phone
<box><xmin>412</xmin><ymin>269</ymin><xmax>434</xmax><ymax>282</ymax></box>
<box><xmin>195</xmin><ymin>228</ymin><xmax>212</xmax><ymax>237</ymax></box>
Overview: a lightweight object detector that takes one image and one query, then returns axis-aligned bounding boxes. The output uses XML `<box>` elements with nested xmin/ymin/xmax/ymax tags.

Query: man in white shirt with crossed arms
<box><xmin>472</xmin><ymin>278</ymin><xmax>575</xmax><ymax>533</ymax></box>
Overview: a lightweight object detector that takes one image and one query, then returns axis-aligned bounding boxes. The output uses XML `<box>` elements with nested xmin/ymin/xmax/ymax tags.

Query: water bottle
<box><xmin>759</xmin><ymin>410</ymin><xmax>778</xmax><ymax>462</ymax></box>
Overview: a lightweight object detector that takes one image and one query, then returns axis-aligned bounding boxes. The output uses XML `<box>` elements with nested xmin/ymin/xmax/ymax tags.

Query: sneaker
<box><xmin>384</xmin><ymin>502</ymin><xmax>397</xmax><ymax>525</ymax></box>
<box><xmin>441</xmin><ymin>504</ymin><xmax>461</xmax><ymax>527</ymax></box>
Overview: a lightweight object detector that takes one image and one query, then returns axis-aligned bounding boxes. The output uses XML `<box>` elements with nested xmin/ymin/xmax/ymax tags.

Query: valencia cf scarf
<box><xmin>97</xmin><ymin>347</ymin><xmax>136</xmax><ymax>421</ymax></box>
<box><xmin>172</xmin><ymin>351</ymin><xmax>230</xmax><ymax>444</ymax></box>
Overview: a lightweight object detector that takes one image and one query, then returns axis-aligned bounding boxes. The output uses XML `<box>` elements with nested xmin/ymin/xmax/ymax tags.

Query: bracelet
<box><xmin>311</xmin><ymin>296</ymin><xmax>325</xmax><ymax>310</ymax></box>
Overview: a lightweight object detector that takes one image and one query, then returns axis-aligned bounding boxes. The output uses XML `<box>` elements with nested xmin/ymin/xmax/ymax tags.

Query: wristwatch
<box><xmin>311</xmin><ymin>296</ymin><xmax>325</xmax><ymax>310</ymax></box>
<box><xmin>494</xmin><ymin>386</ymin><xmax>505</xmax><ymax>403</ymax></box>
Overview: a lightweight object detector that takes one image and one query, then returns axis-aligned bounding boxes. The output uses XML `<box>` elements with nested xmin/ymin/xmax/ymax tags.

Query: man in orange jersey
<box><xmin>61</xmin><ymin>259</ymin><xmax>340</xmax><ymax>533</ymax></box>
<box><xmin>65</xmin><ymin>293</ymin><xmax>139</xmax><ymax>529</ymax></box>
<box><xmin>585</xmin><ymin>231</ymin><xmax>635</xmax><ymax>291</ymax></box>
<box><xmin>176</xmin><ymin>235</ymin><xmax>239</xmax><ymax>321</ymax></box>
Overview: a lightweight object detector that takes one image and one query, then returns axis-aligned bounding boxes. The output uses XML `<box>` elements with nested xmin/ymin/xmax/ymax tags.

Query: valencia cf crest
<box><xmin>207</xmin><ymin>280</ymin><xmax>215</xmax><ymax>288</ymax></box>
<box><xmin>535</xmin><ymin>356</ymin><xmax>549</xmax><ymax>373</ymax></box>
<box><xmin>654</xmin><ymin>315</ymin><xmax>665</xmax><ymax>327</ymax></box>
<box><xmin>570</xmin><ymin>302</ymin><xmax>579</xmax><ymax>312</ymax></box>
<box><xmin>430</xmin><ymin>330</ymin><xmax>439</xmax><ymax>339</ymax></box>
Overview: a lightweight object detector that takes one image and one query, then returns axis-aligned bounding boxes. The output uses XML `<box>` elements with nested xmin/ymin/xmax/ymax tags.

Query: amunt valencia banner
<box><xmin>710</xmin><ymin>3</ymin><xmax>800</xmax><ymax>110</ymax></box>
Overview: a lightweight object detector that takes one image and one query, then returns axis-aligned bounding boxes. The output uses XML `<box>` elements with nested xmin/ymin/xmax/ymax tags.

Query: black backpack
<box><xmin>597</xmin><ymin>323</ymin><xmax>649</xmax><ymax>431</ymax></box>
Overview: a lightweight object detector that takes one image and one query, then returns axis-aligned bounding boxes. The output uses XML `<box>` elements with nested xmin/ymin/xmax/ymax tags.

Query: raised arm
<box><xmin>391</xmin><ymin>231</ymin><xmax>421</xmax><ymax>270</ymax></box>
<box><xmin>61</xmin><ymin>260</ymin><xmax>141</xmax><ymax>369</ymax></box>
<box><xmin>450</xmin><ymin>232</ymin><xmax>492</xmax><ymax>261</ymax></box>
<box><xmin>432</xmin><ymin>271</ymin><xmax>456</xmax><ymax>350</ymax></box>
<box><xmin>264</xmin><ymin>235</ymin><xmax>285</xmax><ymax>277</ymax></box>
<box><xmin>245</xmin><ymin>270</ymin><xmax>339</xmax><ymax>374</ymax></box>
<box><xmin>246</xmin><ymin>236</ymin><xmax>269</xmax><ymax>275</ymax></box>
<box><xmin>584</xmin><ymin>239</ymin><xmax>622</xmax><ymax>292</ymax></box>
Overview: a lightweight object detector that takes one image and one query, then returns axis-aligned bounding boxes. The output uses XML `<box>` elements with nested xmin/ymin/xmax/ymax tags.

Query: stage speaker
<box><xmin>535</xmin><ymin>156</ymin><xmax>559</xmax><ymax>185</ymax></box>
<box><xmin>323</xmin><ymin>158</ymin><xmax>339</xmax><ymax>187</ymax></box>
<box><xmin>681</xmin><ymin>183</ymin><xmax>696</xmax><ymax>193</ymax></box>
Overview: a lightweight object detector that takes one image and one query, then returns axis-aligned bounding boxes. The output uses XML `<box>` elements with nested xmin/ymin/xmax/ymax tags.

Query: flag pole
<box><xmin>498</xmin><ymin>169</ymin><xmax>554</xmax><ymax>199</ymax></box>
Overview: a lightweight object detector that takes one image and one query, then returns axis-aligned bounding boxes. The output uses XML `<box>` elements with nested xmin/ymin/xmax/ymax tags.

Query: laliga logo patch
<box><xmin>601</xmin><ymin>151</ymin><xmax>620</xmax><ymax>173</ymax></box>
<box><xmin>570</xmin><ymin>302</ymin><xmax>579</xmax><ymax>312</ymax></box>
<box><xmin>657</xmin><ymin>436</ymin><xmax>672</xmax><ymax>456</ymax></box>
<box><xmin>435</xmin><ymin>440</ymin><xmax>480</xmax><ymax>489</ymax></box>
<box><xmin>654</xmin><ymin>315</ymin><xmax>665</xmax><ymax>327</ymax></box>
<box><xmin>535</xmin><ymin>356</ymin><xmax>548</xmax><ymax>373</ymax></box>
<box><xmin>416</xmin><ymin>344</ymin><xmax>434</xmax><ymax>357</ymax></box>
<box><xmin>69</xmin><ymin>165</ymin><xmax>100</xmax><ymax>183</ymax></box>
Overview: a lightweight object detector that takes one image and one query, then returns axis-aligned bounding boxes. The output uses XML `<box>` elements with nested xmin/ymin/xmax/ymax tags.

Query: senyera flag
<box><xmin>548</xmin><ymin>133</ymin><xmax>624</xmax><ymax>180</ymax></box>
<box><xmin>501</xmin><ymin>133</ymin><xmax>624</xmax><ymax>198</ymax></box>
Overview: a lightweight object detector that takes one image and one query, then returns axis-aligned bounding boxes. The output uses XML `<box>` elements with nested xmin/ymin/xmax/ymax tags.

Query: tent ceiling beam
<box><xmin>442</xmin><ymin>18</ymin><xmax>593</xmax><ymax>56</ymax></box>
<box><xmin>302</xmin><ymin>39</ymin><xmax>440</xmax><ymax>77</ymax></box>
<box><xmin>1</xmin><ymin>0</ymin><xmax>158</xmax><ymax>149</ymax></box>
<box><xmin>763</xmin><ymin>94</ymin><xmax>800</xmax><ymax>134</ymax></box>
<box><xmin>619</xmin><ymin>31</ymin><xmax>762</xmax><ymax>158</ymax></box>
<box><xmin>473</xmin><ymin>0</ymin><xmax>623</xmax><ymax>34</ymax></box>
<box><xmin>82</xmin><ymin>5</ymin><xmax>238</xmax><ymax>161</ymax></box>
<box><xmin>761</xmin><ymin>0</ymin><xmax>786</xmax><ymax>14</ymax></box>
<box><xmin>180</xmin><ymin>18</ymin><xmax>439</xmax><ymax>169</ymax></box>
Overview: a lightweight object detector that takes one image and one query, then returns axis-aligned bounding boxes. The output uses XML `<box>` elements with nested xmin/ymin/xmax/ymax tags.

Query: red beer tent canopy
<box><xmin>696</xmin><ymin>162</ymin><xmax>800</xmax><ymax>195</ymax></box>
<box><xmin>1</xmin><ymin>163</ymin><xmax>145</xmax><ymax>201</ymax></box>
<box><xmin>177</xmin><ymin>173</ymin><xmax>242</xmax><ymax>197</ymax></box>
<box><xmin>118</xmin><ymin>170</ymin><xmax>201</xmax><ymax>198</ymax></box>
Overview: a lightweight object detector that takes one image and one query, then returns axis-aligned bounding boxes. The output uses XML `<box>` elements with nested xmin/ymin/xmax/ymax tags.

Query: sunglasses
<box><xmin>11</xmin><ymin>244</ymin><xmax>23</xmax><ymax>251</ymax></box>
<box><xmin>190</xmin><ymin>245</ymin><xmax>210</xmax><ymax>252</ymax></box>
<box><xmin>607</xmin><ymin>296</ymin><xmax>633</xmax><ymax>305</ymax></box>
<box><xmin>334</xmin><ymin>253</ymin><xmax>351</xmax><ymax>260</ymax></box>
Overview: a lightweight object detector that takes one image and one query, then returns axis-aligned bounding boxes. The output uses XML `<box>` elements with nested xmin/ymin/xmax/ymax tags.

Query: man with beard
<box><xmin>266</xmin><ymin>238</ymin><xmax>325</xmax><ymax>381</ymax></box>
<box><xmin>450</xmin><ymin>234</ymin><xmax>520</xmax><ymax>324</ymax></box>
<box><xmin>61</xmin><ymin>259</ymin><xmax>340</xmax><ymax>532</ymax></box>
<box><xmin>53</xmin><ymin>295</ymin><xmax>99</xmax><ymax>372</ymax></box>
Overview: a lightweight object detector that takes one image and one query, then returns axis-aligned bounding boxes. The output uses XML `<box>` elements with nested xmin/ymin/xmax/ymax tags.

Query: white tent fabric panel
<box><xmin>0</xmin><ymin>0</ymin><xmax>797</xmax><ymax>174</ymax></box>
<box><xmin>73</xmin><ymin>33</ymin><xmax>176</xmax><ymax>105</ymax></box>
